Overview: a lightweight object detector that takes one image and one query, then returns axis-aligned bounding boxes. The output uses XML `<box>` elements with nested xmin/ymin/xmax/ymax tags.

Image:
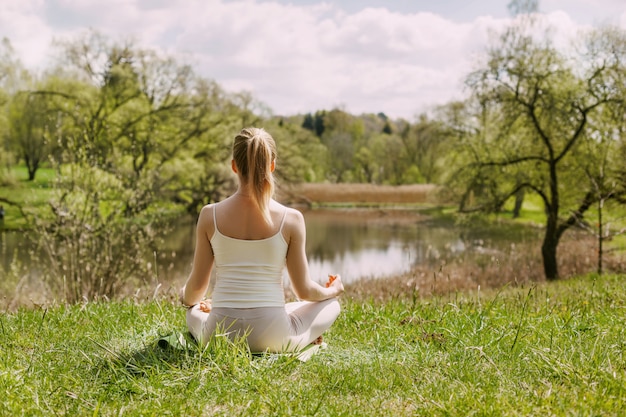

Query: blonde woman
<box><xmin>181</xmin><ymin>127</ymin><xmax>344</xmax><ymax>354</ymax></box>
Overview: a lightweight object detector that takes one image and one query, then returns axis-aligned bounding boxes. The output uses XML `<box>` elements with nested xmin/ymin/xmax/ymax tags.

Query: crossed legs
<box><xmin>186</xmin><ymin>298</ymin><xmax>341</xmax><ymax>352</ymax></box>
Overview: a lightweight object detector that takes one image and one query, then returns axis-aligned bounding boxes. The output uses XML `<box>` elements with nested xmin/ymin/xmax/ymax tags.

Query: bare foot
<box><xmin>312</xmin><ymin>335</ymin><xmax>323</xmax><ymax>345</ymax></box>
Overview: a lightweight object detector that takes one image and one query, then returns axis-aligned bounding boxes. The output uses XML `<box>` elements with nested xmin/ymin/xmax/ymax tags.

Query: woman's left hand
<box><xmin>199</xmin><ymin>299</ymin><xmax>212</xmax><ymax>313</ymax></box>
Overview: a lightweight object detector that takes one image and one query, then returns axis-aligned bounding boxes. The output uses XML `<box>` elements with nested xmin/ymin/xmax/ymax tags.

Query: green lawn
<box><xmin>1</xmin><ymin>274</ymin><xmax>624</xmax><ymax>416</ymax></box>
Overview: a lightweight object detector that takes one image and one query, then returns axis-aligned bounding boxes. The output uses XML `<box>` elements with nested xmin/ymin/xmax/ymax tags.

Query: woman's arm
<box><xmin>181</xmin><ymin>205</ymin><xmax>215</xmax><ymax>307</ymax></box>
<box><xmin>285</xmin><ymin>209</ymin><xmax>344</xmax><ymax>301</ymax></box>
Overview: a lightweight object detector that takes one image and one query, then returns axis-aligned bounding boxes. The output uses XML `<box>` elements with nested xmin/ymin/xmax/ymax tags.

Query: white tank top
<box><xmin>210</xmin><ymin>205</ymin><xmax>288</xmax><ymax>308</ymax></box>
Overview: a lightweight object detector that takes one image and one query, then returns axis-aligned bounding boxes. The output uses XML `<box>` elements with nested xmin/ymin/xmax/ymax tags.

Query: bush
<box><xmin>37</xmin><ymin>163</ymin><xmax>164</xmax><ymax>303</ymax></box>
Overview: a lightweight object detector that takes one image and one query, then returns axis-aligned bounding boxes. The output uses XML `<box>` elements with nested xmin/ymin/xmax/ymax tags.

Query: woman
<box><xmin>181</xmin><ymin>127</ymin><xmax>344</xmax><ymax>354</ymax></box>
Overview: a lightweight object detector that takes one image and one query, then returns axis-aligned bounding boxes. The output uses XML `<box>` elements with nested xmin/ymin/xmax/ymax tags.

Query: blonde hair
<box><xmin>232</xmin><ymin>127</ymin><xmax>277</xmax><ymax>225</ymax></box>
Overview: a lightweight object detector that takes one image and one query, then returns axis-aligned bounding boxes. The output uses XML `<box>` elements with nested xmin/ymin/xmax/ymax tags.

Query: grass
<box><xmin>1</xmin><ymin>273</ymin><xmax>625</xmax><ymax>416</ymax></box>
<box><xmin>0</xmin><ymin>166</ymin><xmax>55</xmax><ymax>230</ymax></box>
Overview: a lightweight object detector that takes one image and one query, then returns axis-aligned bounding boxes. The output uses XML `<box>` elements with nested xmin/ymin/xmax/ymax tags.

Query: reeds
<box><xmin>343</xmin><ymin>233</ymin><xmax>625</xmax><ymax>303</ymax></box>
<box><xmin>278</xmin><ymin>183</ymin><xmax>439</xmax><ymax>205</ymax></box>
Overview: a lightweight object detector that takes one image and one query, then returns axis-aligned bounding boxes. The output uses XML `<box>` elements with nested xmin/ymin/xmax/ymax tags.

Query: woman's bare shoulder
<box><xmin>197</xmin><ymin>203</ymin><xmax>216</xmax><ymax>230</ymax></box>
<box><xmin>281</xmin><ymin>206</ymin><xmax>306</xmax><ymax>230</ymax></box>
<box><xmin>198</xmin><ymin>203</ymin><xmax>215</xmax><ymax>217</ymax></box>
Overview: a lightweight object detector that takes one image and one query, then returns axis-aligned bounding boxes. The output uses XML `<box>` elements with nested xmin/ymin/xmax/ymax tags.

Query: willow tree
<box><xmin>456</xmin><ymin>19</ymin><xmax>626</xmax><ymax>280</ymax></box>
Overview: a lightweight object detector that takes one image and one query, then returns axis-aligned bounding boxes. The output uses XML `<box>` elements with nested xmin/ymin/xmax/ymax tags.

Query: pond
<box><xmin>1</xmin><ymin>207</ymin><xmax>544</xmax><ymax>299</ymax></box>
<box><xmin>301</xmin><ymin>208</ymin><xmax>542</xmax><ymax>282</ymax></box>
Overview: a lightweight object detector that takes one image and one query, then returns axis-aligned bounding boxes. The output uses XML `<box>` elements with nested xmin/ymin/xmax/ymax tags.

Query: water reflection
<box><xmin>304</xmin><ymin>209</ymin><xmax>438</xmax><ymax>281</ymax></box>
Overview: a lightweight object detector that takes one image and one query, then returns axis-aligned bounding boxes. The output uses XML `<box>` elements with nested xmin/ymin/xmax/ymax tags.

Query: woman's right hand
<box><xmin>199</xmin><ymin>299</ymin><xmax>212</xmax><ymax>313</ymax></box>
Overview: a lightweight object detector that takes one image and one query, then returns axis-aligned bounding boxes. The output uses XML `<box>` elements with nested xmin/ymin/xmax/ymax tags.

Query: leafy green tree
<box><xmin>7</xmin><ymin>90</ymin><xmax>58</xmax><ymax>180</ymax></box>
<box><xmin>269</xmin><ymin>119</ymin><xmax>327</xmax><ymax>183</ymax></box>
<box><xmin>319</xmin><ymin>109</ymin><xmax>362</xmax><ymax>182</ymax></box>
<box><xmin>452</xmin><ymin>19</ymin><xmax>626</xmax><ymax>280</ymax></box>
<box><xmin>375</xmin><ymin>133</ymin><xmax>405</xmax><ymax>185</ymax></box>
<box><xmin>0</xmin><ymin>38</ymin><xmax>30</xmax><ymax>94</ymax></box>
<box><xmin>37</xmin><ymin>32</ymin><xmax>239</xmax><ymax>214</ymax></box>
<box><xmin>301</xmin><ymin>112</ymin><xmax>315</xmax><ymax>131</ymax></box>
<box><xmin>353</xmin><ymin>114</ymin><xmax>392</xmax><ymax>183</ymax></box>
<box><xmin>399</xmin><ymin>115</ymin><xmax>448</xmax><ymax>184</ymax></box>
<box><xmin>313</xmin><ymin>110</ymin><xmax>326</xmax><ymax>137</ymax></box>
<box><xmin>354</xmin><ymin>145</ymin><xmax>376</xmax><ymax>183</ymax></box>
<box><xmin>382</xmin><ymin>120</ymin><xmax>392</xmax><ymax>135</ymax></box>
<box><xmin>26</xmin><ymin>31</ymin><xmax>254</xmax><ymax>301</ymax></box>
<box><xmin>1</xmin><ymin>37</ymin><xmax>31</xmax><ymax>183</ymax></box>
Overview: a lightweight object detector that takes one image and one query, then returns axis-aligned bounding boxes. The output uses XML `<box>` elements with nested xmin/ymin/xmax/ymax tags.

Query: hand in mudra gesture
<box><xmin>325</xmin><ymin>274</ymin><xmax>344</xmax><ymax>296</ymax></box>
<box><xmin>199</xmin><ymin>299</ymin><xmax>212</xmax><ymax>313</ymax></box>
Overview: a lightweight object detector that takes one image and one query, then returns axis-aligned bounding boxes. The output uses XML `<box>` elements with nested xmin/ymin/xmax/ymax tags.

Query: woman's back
<box><xmin>209</xmin><ymin>197</ymin><xmax>289</xmax><ymax>308</ymax></box>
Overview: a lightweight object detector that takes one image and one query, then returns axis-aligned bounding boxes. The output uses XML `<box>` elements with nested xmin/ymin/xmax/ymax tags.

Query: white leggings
<box><xmin>186</xmin><ymin>298</ymin><xmax>341</xmax><ymax>353</ymax></box>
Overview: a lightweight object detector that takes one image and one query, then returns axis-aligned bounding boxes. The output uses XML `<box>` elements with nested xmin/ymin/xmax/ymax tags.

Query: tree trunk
<box><xmin>512</xmin><ymin>189</ymin><xmax>524</xmax><ymax>218</ymax></box>
<box><xmin>25</xmin><ymin>156</ymin><xmax>39</xmax><ymax>181</ymax></box>
<box><xmin>597</xmin><ymin>199</ymin><xmax>603</xmax><ymax>275</ymax></box>
<box><xmin>541</xmin><ymin>217</ymin><xmax>559</xmax><ymax>280</ymax></box>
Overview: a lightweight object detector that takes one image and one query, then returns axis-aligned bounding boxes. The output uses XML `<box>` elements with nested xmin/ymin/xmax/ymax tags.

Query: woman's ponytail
<box><xmin>232</xmin><ymin>128</ymin><xmax>277</xmax><ymax>225</ymax></box>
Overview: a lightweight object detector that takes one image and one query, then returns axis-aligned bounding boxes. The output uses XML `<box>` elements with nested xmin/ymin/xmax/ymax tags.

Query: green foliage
<box><xmin>401</xmin><ymin>164</ymin><xmax>425</xmax><ymax>184</ymax></box>
<box><xmin>382</xmin><ymin>120</ymin><xmax>392</xmax><ymax>134</ymax></box>
<box><xmin>301</xmin><ymin>112</ymin><xmax>315</xmax><ymax>131</ymax></box>
<box><xmin>0</xmin><ymin>37</ymin><xmax>30</xmax><ymax>94</ymax></box>
<box><xmin>446</xmin><ymin>20</ymin><xmax>626</xmax><ymax>279</ymax></box>
<box><xmin>7</xmin><ymin>90</ymin><xmax>58</xmax><ymax>181</ymax></box>
<box><xmin>0</xmin><ymin>166</ymin><xmax>55</xmax><ymax>229</ymax></box>
<box><xmin>37</xmin><ymin>163</ymin><xmax>161</xmax><ymax>303</ymax></box>
<box><xmin>1</xmin><ymin>274</ymin><xmax>625</xmax><ymax>415</ymax></box>
<box><xmin>268</xmin><ymin>119</ymin><xmax>328</xmax><ymax>183</ymax></box>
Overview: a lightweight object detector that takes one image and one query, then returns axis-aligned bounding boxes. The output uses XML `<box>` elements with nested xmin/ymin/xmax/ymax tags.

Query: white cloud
<box><xmin>0</xmin><ymin>0</ymin><xmax>623</xmax><ymax>119</ymax></box>
<box><xmin>164</xmin><ymin>4</ymin><xmax>499</xmax><ymax>118</ymax></box>
<box><xmin>0</xmin><ymin>0</ymin><xmax>54</xmax><ymax>69</ymax></box>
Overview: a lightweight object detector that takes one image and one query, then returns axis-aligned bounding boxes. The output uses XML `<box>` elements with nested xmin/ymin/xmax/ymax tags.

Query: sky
<box><xmin>1</xmin><ymin>0</ymin><xmax>625</xmax><ymax>120</ymax></box>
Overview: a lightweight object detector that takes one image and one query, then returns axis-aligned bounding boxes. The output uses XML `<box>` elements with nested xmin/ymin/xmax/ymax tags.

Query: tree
<box><xmin>7</xmin><ymin>90</ymin><xmax>57</xmax><ymax>180</ymax></box>
<box><xmin>319</xmin><ymin>109</ymin><xmax>364</xmax><ymax>183</ymax></box>
<box><xmin>382</xmin><ymin>120</ymin><xmax>393</xmax><ymax>135</ymax></box>
<box><xmin>269</xmin><ymin>120</ymin><xmax>327</xmax><ymax>183</ymax></box>
<box><xmin>453</xmin><ymin>19</ymin><xmax>626</xmax><ymax>280</ymax></box>
<box><xmin>1</xmin><ymin>37</ymin><xmax>31</xmax><ymax>183</ymax></box>
<box><xmin>27</xmin><ymin>32</ymin><xmax>250</xmax><ymax>301</ymax></box>
<box><xmin>35</xmin><ymin>31</ymin><xmax>241</xmax><ymax>215</ymax></box>
<box><xmin>0</xmin><ymin>38</ymin><xmax>29</xmax><ymax>94</ymax></box>
<box><xmin>301</xmin><ymin>113</ymin><xmax>315</xmax><ymax>131</ymax></box>
<box><xmin>399</xmin><ymin>115</ymin><xmax>448</xmax><ymax>184</ymax></box>
<box><xmin>313</xmin><ymin>110</ymin><xmax>326</xmax><ymax>137</ymax></box>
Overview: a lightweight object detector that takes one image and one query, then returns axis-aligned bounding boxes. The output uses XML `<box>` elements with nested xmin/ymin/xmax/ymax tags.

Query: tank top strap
<box><xmin>278</xmin><ymin>208</ymin><xmax>288</xmax><ymax>232</ymax></box>
<box><xmin>213</xmin><ymin>204</ymin><xmax>218</xmax><ymax>229</ymax></box>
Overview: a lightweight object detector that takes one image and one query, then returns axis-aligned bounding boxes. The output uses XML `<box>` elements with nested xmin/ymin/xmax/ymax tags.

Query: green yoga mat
<box><xmin>158</xmin><ymin>332</ymin><xmax>195</xmax><ymax>350</ymax></box>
